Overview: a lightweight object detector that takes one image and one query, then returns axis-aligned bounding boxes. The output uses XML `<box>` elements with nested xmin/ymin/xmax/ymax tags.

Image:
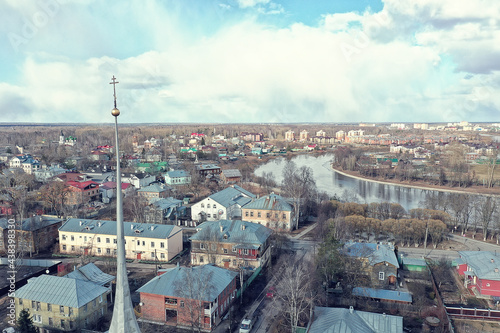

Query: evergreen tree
<box><xmin>16</xmin><ymin>309</ymin><xmax>37</xmax><ymax>333</ymax></box>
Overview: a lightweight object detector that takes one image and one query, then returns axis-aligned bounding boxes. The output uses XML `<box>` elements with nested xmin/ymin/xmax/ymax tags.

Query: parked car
<box><xmin>266</xmin><ymin>286</ymin><xmax>276</xmax><ymax>298</ymax></box>
<box><xmin>240</xmin><ymin>318</ymin><xmax>253</xmax><ymax>333</ymax></box>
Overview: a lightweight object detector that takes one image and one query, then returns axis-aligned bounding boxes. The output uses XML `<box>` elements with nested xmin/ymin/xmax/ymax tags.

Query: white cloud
<box><xmin>1</xmin><ymin>0</ymin><xmax>500</xmax><ymax>123</ymax></box>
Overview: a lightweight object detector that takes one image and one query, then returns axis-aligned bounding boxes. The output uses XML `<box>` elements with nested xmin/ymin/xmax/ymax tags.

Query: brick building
<box><xmin>137</xmin><ymin>264</ymin><xmax>237</xmax><ymax>331</ymax></box>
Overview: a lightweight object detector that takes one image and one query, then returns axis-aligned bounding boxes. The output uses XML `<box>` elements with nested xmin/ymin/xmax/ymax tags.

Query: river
<box><xmin>254</xmin><ymin>154</ymin><xmax>439</xmax><ymax>211</ymax></box>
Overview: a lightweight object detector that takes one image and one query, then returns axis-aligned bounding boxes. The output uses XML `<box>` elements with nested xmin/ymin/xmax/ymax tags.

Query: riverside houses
<box><xmin>58</xmin><ymin>218</ymin><xmax>183</xmax><ymax>261</ymax></box>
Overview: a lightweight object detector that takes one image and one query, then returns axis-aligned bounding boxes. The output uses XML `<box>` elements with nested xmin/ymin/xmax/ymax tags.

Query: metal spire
<box><xmin>108</xmin><ymin>76</ymin><xmax>141</xmax><ymax>333</ymax></box>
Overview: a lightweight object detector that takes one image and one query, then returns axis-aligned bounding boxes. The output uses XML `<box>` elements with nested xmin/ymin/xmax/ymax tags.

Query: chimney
<box><xmin>131</xmin><ymin>224</ymin><xmax>134</xmax><ymax>230</ymax></box>
<box><xmin>491</xmin><ymin>259</ymin><xmax>495</xmax><ymax>263</ymax></box>
<box><xmin>79</xmin><ymin>221</ymin><xmax>83</xmax><ymax>226</ymax></box>
<box><xmin>220</xmin><ymin>224</ymin><xmax>223</xmax><ymax>232</ymax></box>
<box><xmin>241</xmin><ymin>223</ymin><xmax>246</xmax><ymax>230</ymax></box>
<box><xmin>98</xmin><ymin>221</ymin><xmax>102</xmax><ymax>227</ymax></box>
<box><xmin>349</xmin><ymin>306</ymin><xmax>354</xmax><ymax>314</ymax></box>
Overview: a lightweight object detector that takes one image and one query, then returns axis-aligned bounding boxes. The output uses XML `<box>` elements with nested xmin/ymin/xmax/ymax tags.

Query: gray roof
<box><xmin>309</xmin><ymin>306</ymin><xmax>403</xmax><ymax>333</ymax></box>
<box><xmin>222</xmin><ymin>169</ymin><xmax>242</xmax><ymax>178</ymax></box>
<box><xmin>458</xmin><ymin>251</ymin><xmax>500</xmax><ymax>280</ymax></box>
<box><xmin>64</xmin><ymin>263</ymin><xmax>115</xmax><ymax>286</ymax></box>
<box><xmin>166</xmin><ymin>170</ymin><xmax>189</xmax><ymax>178</ymax></box>
<box><xmin>137</xmin><ymin>264</ymin><xmax>237</xmax><ymax>302</ymax></box>
<box><xmin>208</xmin><ymin>185</ymin><xmax>255</xmax><ymax>208</ymax></box>
<box><xmin>352</xmin><ymin>287</ymin><xmax>412</xmax><ymax>303</ymax></box>
<box><xmin>151</xmin><ymin>197</ymin><xmax>182</xmax><ymax>210</ymax></box>
<box><xmin>138</xmin><ymin>184</ymin><xmax>167</xmax><ymax>193</ymax></box>
<box><xmin>189</xmin><ymin>220</ymin><xmax>272</xmax><ymax>247</ymax></box>
<box><xmin>0</xmin><ymin>216</ymin><xmax>63</xmax><ymax>231</ymax></box>
<box><xmin>402</xmin><ymin>258</ymin><xmax>427</xmax><ymax>267</ymax></box>
<box><xmin>59</xmin><ymin>218</ymin><xmax>182</xmax><ymax>240</ymax></box>
<box><xmin>344</xmin><ymin>243</ymin><xmax>399</xmax><ymax>268</ymax></box>
<box><xmin>243</xmin><ymin>193</ymin><xmax>292</xmax><ymax>212</ymax></box>
<box><xmin>15</xmin><ymin>275</ymin><xmax>108</xmax><ymax>308</ymax></box>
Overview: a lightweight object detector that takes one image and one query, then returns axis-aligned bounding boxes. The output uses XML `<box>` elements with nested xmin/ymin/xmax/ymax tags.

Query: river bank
<box><xmin>330</xmin><ymin>164</ymin><xmax>500</xmax><ymax>197</ymax></box>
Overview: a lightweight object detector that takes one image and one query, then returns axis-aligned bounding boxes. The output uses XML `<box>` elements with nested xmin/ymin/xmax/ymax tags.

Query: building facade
<box><xmin>137</xmin><ymin>264</ymin><xmax>238</xmax><ymax>331</ymax></box>
<box><xmin>190</xmin><ymin>220</ymin><xmax>272</xmax><ymax>270</ymax></box>
<box><xmin>58</xmin><ymin>218</ymin><xmax>183</xmax><ymax>261</ymax></box>
<box><xmin>241</xmin><ymin>193</ymin><xmax>294</xmax><ymax>231</ymax></box>
<box><xmin>14</xmin><ymin>274</ymin><xmax>110</xmax><ymax>332</ymax></box>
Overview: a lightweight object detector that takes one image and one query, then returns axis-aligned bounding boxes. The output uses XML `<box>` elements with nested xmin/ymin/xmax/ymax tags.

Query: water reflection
<box><xmin>255</xmin><ymin>154</ymin><xmax>432</xmax><ymax>211</ymax></box>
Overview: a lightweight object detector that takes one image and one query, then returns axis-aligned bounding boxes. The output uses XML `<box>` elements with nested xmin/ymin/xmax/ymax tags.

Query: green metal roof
<box><xmin>59</xmin><ymin>218</ymin><xmax>182</xmax><ymax>240</ymax></box>
<box><xmin>243</xmin><ymin>193</ymin><xmax>292</xmax><ymax>212</ymax></box>
<box><xmin>189</xmin><ymin>220</ymin><xmax>272</xmax><ymax>246</ymax></box>
<box><xmin>458</xmin><ymin>251</ymin><xmax>500</xmax><ymax>280</ymax></box>
<box><xmin>208</xmin><ymin>185</ymin><xmax>255</xmax><ymax>208</ymax></box>
<box><xmin>309</xmin><ymin>306</ymin><xmax>403</xmax><ymax>333</ymax></box>
<box><xmin>137</xmin><ymin>264</ymin><xmax>237</xmax><ymax>302</ymax></box>
<box><xmin>15</xmin><ymin>275</ymin><xmax>108</xmax><ymax>308</ymax></box>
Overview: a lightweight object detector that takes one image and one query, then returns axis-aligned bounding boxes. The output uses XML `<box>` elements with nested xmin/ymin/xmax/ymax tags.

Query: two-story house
<box><xmin>241</xmin><ymin>193</ymin><xmax>294</xmax><ymax>231</ymax></box>
<box><xmin>144</xmin><ymin>197</ymin><xmax>184</xmax><ymax>224</ymax></box>
<box><xmin>344</xmin><ymin>242</ymin><xmax>399</xmax><ymax>288</ymax></box>
<box><xmin>457</xmin><ymin>251</ymin><xmax>500</xmax><ymax>297</ymax></box>
<box><xmin>121</xmin><ymin>172</ymin><xmax>155</xmax><ymax>189</ymax></box>
<box><xmin>137</xmin><ymin>184</ymin><xmax>169</xmax><ymax>200</ymax></box>
<box><xmin>66</xmin><ymin>181</ymin><xmax>100</xmax><ymax>206</ymax></box>
<box><xmin>165</xmin><ymin>170</ymin><xmax>191</xmax><ymax>186</ymax></box>
<box><xmin>137</xmin><ymin>264</ymin><xmax>237</xmax><ymax>331</ymax></box>
<box><xmin>0</xmin><ymin>216</ymin><xmax>63</xmax><ymax>255</ymax></box>
<box><xmin>191</xmin><ymin>185</ymin><xmax>255</xmax><ymax>223</ymax></box>
<box><xmin>58</xmin><ymin>218</ymin><xmax>183</xmax><ymax>261</ymax></box>
<box><xmin>190</xmin><ymin>220</ymin><xmax>272</xmax><ymax>270</ymax></box>
<box><xmin>14</xmin><ymin>274</ymin><xmax>110</xmax><ymax>332</ymax></box>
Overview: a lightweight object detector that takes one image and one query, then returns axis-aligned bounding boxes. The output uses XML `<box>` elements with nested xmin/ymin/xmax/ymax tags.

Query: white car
<box><xmin>239</xmin><ymin>318</ymin><xmax>253</xmax><ymax>333</ymax></box>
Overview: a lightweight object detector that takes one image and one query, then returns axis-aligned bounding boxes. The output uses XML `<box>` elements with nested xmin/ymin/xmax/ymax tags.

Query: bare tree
<box><xmin>477</xmin><ymin>197</ymin><xmax>497</xmax><ymax>241</ymax></box>
<box><xmin>274</xmin><ymin>256</ymin><xmax>315</xmax><ymax>332</ymax></box>
<box><xmin>485</xmin><ymin>148</ymin><xmax>499</xmax><ymax>188</ymax></box>
<box><xmin>281</xmin><ymin>161</ymin><xmax>317</xmax><ymax>230</ymax></box>
<box><xmin>40</xmin><ymin>181</ymin><xmax>70</xmax><ymax>218</ymax></box>
<box><xmin>123</xmin><ymin>192</ymin><xmax>148</xmax><ymax>223</ymax></box>
<box><xmin>174</xmin><ymin>267</ymin><xmax>216</xmax><ymax>333</ymax></box>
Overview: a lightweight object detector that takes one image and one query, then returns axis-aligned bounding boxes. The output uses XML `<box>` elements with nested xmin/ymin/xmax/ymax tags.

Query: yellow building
<box><xmin>14</xmin><ymin>274</ymin><xmax>110</xmax><ymax>332</ymax></box>
<box><xmin>241</xmin><ymin>193</ymin><xmax>295</xmax><ymax>231</ymax></box>
<box><xmin>58</xmin><ymin>218</ymin><xmax>183</xmax><ymax>261</ymax></box>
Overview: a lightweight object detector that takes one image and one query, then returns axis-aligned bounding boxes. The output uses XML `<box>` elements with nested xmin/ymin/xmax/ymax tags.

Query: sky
<box><xmin>1</xmin><ymin>0</ymin><xmax>499</xmax><ymax>124</ymax></box>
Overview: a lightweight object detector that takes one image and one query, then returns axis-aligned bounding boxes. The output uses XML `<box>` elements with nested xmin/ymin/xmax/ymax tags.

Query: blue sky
<box><xmin>0</xmin><ymin>0</ymin><xmax>499</xmax><ymax>123</ymax></box>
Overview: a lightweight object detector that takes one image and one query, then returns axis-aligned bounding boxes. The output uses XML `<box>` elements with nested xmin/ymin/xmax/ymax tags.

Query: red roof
<box><xmin>67</xmin><ymin>180</ymin><xmax>98</xmax><ymax>190</ymax></box>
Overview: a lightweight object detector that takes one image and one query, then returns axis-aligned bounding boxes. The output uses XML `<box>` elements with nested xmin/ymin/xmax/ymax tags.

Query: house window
<box><xmin>32</xmin><ymin>300</ymin><xmax>36</xmax><ymax>309</ymax></box>
<box><xmin>71</xmin><ymin>245</ymin><xmax>75</xmax><ymax>251</ymax></box>
<box><xmin>142</xmin><ymin>241</ymin><xmax>145</xmax><ymax>246</ymax></box>
<box><xmin>207</xmin><ymin>214</ymin><xmax>211</xmax><ymax>218</ymax></box>
<box><xmin>93</xmin><ymin>299</ymin><xmax>97</xmax><ymax>307</ymax></box>
<box><xmin>48</xmin><ymin>317</ymin><xmax>53</xmax><ymax>326</ymax></box>
<box><xmin>61</xmin><ymin>320</ymin><xmax>65</xmax><ymax>329</ymax></box>
<box><xmin>161</xmin><ymin>253</ymin><xmax>165</xmax><ymax>259</ymax></box>
<box><xmin>47</xmin><ymin>303</ymin><xmax>51</xmax><ymax>311</ymax></box>
<box><xmin>68</xmin><ymin>307</ymin><xmax>73</xmax><ymax>316</ymax></box>
<box><xmin>207</xmin><ymin>204</ymin><xmax>211</xmax><ymax>208</ymax></box>
<box><xmin>213</xmin><ymin>204</ymin><xmax>216</xmax><ymax>209</ymax></box>
<box><xmin>223</xmin><ymin>248</ymin><xmax>228</xmax><ymax>254</ymax></box>
<box><xmin>166</xmin><ymin>298</ymin><xmax>177</xmax><ymax>305</ymax></box>
<box><xmin>113</xmin><ymin>239</ymin><xmax>117</xmax><ymax>244</ymax></box>
<box><xmin>180</xmin><ymin>300</ymin><xmax>185</xmax><ymax>308</ymax></box>
<box><xmin>151</xmin><ymin>242</ymin><xmax>155</xmax><ymax>248</ymax></box>
<box><xmin>275</xmin><ymin>213</ymin><xmax>278</xmax><ymax>218</ymax></box>
<box><xmin>62</xmin><ymin>245</ymin><xmax>66</xmax><ymax>251</ymax></box>
<box><xmin>266</xmin><ymin>213</ymin><xmax>270</xmax><ymax>218</ymax></box>
<box><xmin>137</xmin><ymin>240</ymin><xmax>140</xmax><ymax>246</ymax></box>
<box><xmin>62</xmin><ymin>235</ymin><xmax>66</xmax><ymax>240</ymax></box>
<box><xmin>282</xmin><ymin>214</ymin><xmax>286</xmax><ymax>219</ymax></box>
<box><xmin>60</xmin><ymin>305</ymin><xmax>64</xmax><ymax>314</ymax></box>
<box><xmin>106</xmin><ymin>238</ymin><xmax>110</xmax><ymax>243</ymax></box>
<box><xmin>19</xmin><ymin>299</ymin><xmax>23</xmax><ymax>306</ymax></box>
<box><xmin>97</xmin><ymin>237</ymin><xmax>101</xmax><ymax>243</ymax></box>
<box><xmin>160</xmin><ymin>242</ymin><xmax>165</xmax><ymax>248</ymax></box>
<box><xmin>99</xmin><ymin>295</ymin><xmax>103</xmax><ymax>303</ymax></box>
<box><xmin>244</xmin><ymin>249</ymin><xmax>249</xmax><ymax>255</ymax></box>
<box><xmin>106</xmin><ymin>248</ymin><xmax>111</xmax><ymax>254</ymax></box>
<box><xmin>379</xmin><ymin>272</ymin><xmax>385</xmax><ymax>280</ymax></box>
<box><xmin>487</xmin><ymin>283</ymin><xmax>491</xmax><ymax>287</ymax></box>
<box><xmin>70</xmin><ymin>321</ymin><xmax>75</xmax><ymax>330</ymax></box>
<box><xmin>232</xmin><ymin>246</ymin><xmax>237</xmax><ymax>253</ymax></box>
<box><xmin>84</xmin><ymin>236</ymin><xmax>87</xmax><ymax>242</ymax></box>
<box><xmin>258</xmin><ymin>212</ymin><xmax>261</xmax><ymax>217</ymax></box>
<box><xmin>245</xmin><ymin>211</ymin><xmax>249</xmax><ymax>217</ymax></box>
<box><xmin>250</xmin><ymin>212</ymin><xmax>253</xmax><ymax>217</ymax></box>
<box><xmin>200</xmin><ymin>256</ymin><xmax>204</xmax><ymax>263</ymax></box>
<box><xmin>151</xmin><ymin>252</ymin><xmax>155</xmax><ymax>258</ymax></box>
<box><xmin>200</xmin><ymin>243</ymin><xmax>205</xmax><ymax>249</ymax></box>
<box><xmin>201</xmin><ymin>203</ymin><xmax>204</xmax><ymax>208</ymax></box>
<box><xmin>98</xmin><ymin>248</ymin><xmax>101</xmax><ymax>254</ymax></box>
<box><xmin>83</xmin><ymin>304</ymin><xmax>87</xmax><ymax>312</ymax></box>
<box><xmin>71</xmin><ymin>236</ymin><xmax>74</xmax><ymax>241</ymax></box>
<box><xmin>33</xmin><ymin>314</ymin><xmax>42</xmax><ymax>323</ymax></box>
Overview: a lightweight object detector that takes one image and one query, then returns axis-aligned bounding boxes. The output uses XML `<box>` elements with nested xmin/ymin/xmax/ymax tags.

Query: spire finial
<box><xmin>110</xmin><ymin>75</ymin><xmax>120</xmax><ymax>116</ymax></box>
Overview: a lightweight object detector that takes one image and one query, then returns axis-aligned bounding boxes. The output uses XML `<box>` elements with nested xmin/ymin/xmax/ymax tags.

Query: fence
<box><xmin>446</xmin><ymin>306</ymin><xmax>500</xmax><ymax>320</ymax></box>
